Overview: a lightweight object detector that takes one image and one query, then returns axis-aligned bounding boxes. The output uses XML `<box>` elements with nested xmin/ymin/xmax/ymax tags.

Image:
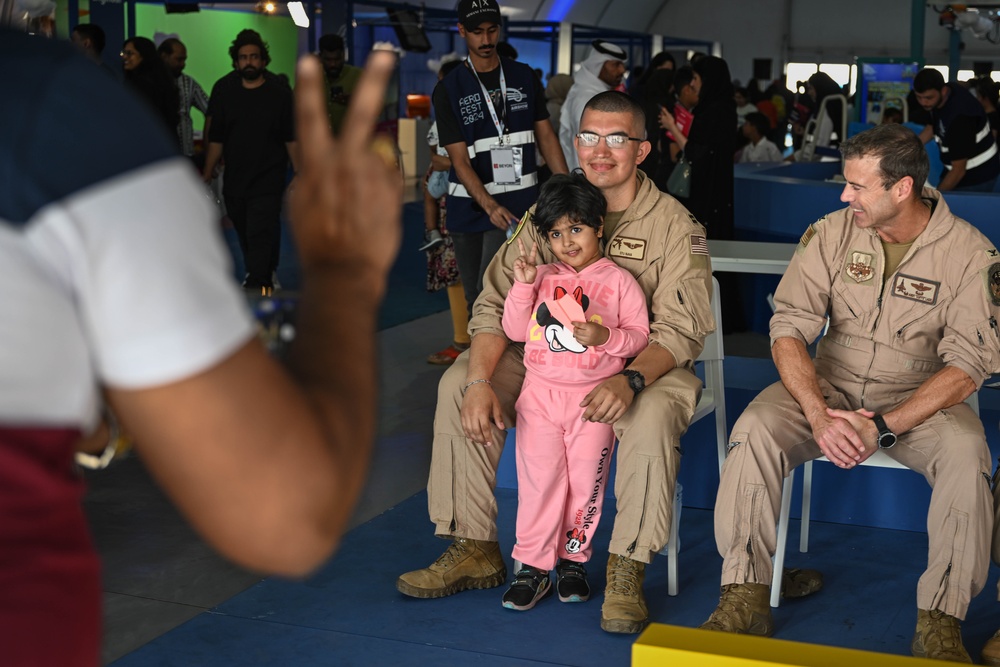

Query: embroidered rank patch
<box><xmin>890</xmin><ymin>273</ymin><xmax>940</xmax><ymax>305</ymax></box>
<box><xmin>504</xmin><ymin>210</ymin><xmax>530</xmax><ymax>245</ymax></box>
<box><xmin>799</xmin><ymin>224</ymin><xmax>817</xmax><ymax>249</ymax></box>
<box><xmin>983</xmin><ymin>263</ymin><xmax>1000</xmax><ymax>306</ymax></box>
<box><xmin>690</xmin><ymin>234</ymin><xmax>709</xmax><ymax>256</ymax></box>
<box><xmin>986</xmin><ymin>248</ymin><xmax>999</xmax><ymax>260</ymax></box>
<box><xmin>843</xmin><ymin>251</ymin><xmax>876</xmax><ymax>284</ymax></box>
<box><xmin>608</xmin><ymin>236</ymin><xmax>646</xmax><ymax>260</ymax></box>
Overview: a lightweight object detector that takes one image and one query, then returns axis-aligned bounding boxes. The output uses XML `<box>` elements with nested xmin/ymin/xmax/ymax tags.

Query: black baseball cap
<box><xmin>457</xmin><ymin>0</ymin><xmax>502</xmax><ymax>30</ymax></box>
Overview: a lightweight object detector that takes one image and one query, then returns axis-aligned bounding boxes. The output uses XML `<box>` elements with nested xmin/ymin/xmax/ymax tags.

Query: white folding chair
<box><xmin>769</xmin><ymin>391</ymin><xmax>981</xmax><ymax>607</ymax></box>
<box><xmin>659</xmin><ymin>276</ymin><xmax>728</xmax><ymax>595</ymax></box>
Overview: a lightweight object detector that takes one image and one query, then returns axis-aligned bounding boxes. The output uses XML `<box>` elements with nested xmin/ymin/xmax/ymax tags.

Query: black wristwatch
<box><xmin>872</xmin><ymin>414</ymin><xmax>897</xmax><ymax>449</ymax></box>
<box><xmin>620</xmin><ymin>369</ymin><xmax>646</xmax><ymax>396</ymax></box>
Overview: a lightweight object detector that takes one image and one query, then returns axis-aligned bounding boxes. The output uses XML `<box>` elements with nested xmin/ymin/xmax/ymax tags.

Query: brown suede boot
<box><xmin>700</xmin><ymin>583</ymin><xmax>774</xmax><ymax>637</ymax></box>
<box><xmin>911</xmin><ymin>608</ymin><xmax>971</xmax><ymax>663</ymax></box>
<box><xmin>396</xmin><ymin>538</ymin><xmax>507</xmax><ymax>598</ymax></box>
<box><xmin>600</xmin><ymin>554</ymin><xmax>648</xmax><ymax>634</ymax></box>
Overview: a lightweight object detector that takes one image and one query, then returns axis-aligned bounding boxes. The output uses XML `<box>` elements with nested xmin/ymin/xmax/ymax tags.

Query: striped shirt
<box><xmin>175</xmin><ymin>72</ymin><xmax>210</xmax><ymax>156</ymax></box>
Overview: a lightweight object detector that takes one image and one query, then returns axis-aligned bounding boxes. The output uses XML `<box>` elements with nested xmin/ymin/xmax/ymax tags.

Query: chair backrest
<box><xmin>694</xmin><ymin>276</ymin><xmax>727</xmax><ymax>473</ymax></box>
<box><xmin>696</xmin><ymin>276</ymin><xmax>724</xmax><ymax>365</ymax></box>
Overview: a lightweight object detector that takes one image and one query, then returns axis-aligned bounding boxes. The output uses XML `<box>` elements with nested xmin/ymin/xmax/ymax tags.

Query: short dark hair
<box><xmin>582</xmin><ymin>90</ymin><xmax>646</xmax><ymax>139</ymax></box>
<box><xmin>229</xmin><ymin>29</ymin><xmax>271</xmax><ymax>67</ymax></box>
<box><xmin>881</xmin><ymin>107</ymin><xmax>904</xmax><ymax>123</ymax></box>
<box><xmin>673</xmin><ymin>65</ymin><xmax>695</xmax><ymax>93</ymax></box>
<box><xmin>72</xmin><ymin>23</ymin><xmax>105</xmax><ymax>55</ymax></box>
<box><xmin>744</xmin><ymin>111</ymin><xmax>771</xmax><ymax>137</ymax></box>
<box><xmin>974</xmin><ymin>77</ymin><xmax>999</xmax><ymax>106</ymax></box>
<box><xmin>318</xmin><ymin>34</ymin><xmax>345</xmax><ymax>53</ymax></box>
<box><xmin>840</xmin><ymin>123</ymin><xmax>929</xmax><ymax>193</ymax></box>
<box><xmin>649</xmin><ymin>51</ymin><xmax>675</xmax><ymax>70</ymax></box>
<box><xmin>913</xmin><ymin>68</ymin><xmax>945</xmax><ymax>93</ymax></box>
<box><xmin>157</xmin><ymin>37</ymin><xmax>183</xmax><ymax>57</ymax></box>
<box><xmin>531</xmin><ymin>172</ymin><xmax>607</xmax><ymax>236</ymax></box>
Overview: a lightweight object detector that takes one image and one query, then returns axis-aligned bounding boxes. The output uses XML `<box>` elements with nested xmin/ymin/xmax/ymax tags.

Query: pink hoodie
<box><xmin>503</xmin><ymin>258</ymin><xmax>650</xmax><ymax>390</ymax></box>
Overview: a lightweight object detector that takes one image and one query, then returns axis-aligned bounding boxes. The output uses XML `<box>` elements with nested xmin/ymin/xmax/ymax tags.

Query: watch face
<box><xmin>878</xmin><ymin>432</ymin><xmax>897</xmax><ymax>449</ymax></box>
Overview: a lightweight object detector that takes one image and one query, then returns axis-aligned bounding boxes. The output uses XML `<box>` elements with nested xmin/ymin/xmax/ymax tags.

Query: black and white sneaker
<box><xmin>501</xmin><ymin>566</ymin><xmax>552</xmax><ymax>611</ymax></box>
<box><xmin>555</xmin><ymin>559</ymin><xmax>590</xmax><ymax>603</ymax></box>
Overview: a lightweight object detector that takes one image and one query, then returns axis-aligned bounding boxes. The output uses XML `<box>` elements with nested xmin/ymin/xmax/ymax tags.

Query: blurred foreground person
<box><xmin>1</xmin><ymin>31</ymin><xmax>400</xmax><ymax>667</ymax></box>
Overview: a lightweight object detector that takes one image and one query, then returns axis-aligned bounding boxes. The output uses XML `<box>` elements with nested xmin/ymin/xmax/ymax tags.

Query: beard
<box><xmin>240</xmin><ymin>66</ymin><xmax>262</xmax><ymax>81</ymax></box>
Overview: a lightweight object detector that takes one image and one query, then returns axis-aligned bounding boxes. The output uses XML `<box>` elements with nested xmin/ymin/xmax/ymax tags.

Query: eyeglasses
<box><xmin>576</xmin><ymin>132</ymin><xmax>643</xmax><ymax>148</ymax></box>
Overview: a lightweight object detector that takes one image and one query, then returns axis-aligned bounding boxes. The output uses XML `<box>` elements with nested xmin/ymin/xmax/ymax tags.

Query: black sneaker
<box><xmin>502</xmin><ymin>566</ymin><xmax>552</xmax><ymax>611</ymax></box>
<box><xmin>556</xmin><ymin>559</ymin><xmax>590</xmax><ymax>603</ymax></box>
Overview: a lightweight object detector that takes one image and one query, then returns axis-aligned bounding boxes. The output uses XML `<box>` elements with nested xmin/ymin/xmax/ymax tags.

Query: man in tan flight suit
<box><xmin>702</xmin><ymin>123</ymin><xmax>999</xmax><ymax>664</ymax></box>
<box><xmin>397</xmin><ymin>91</ymin><xmax>714</xmax><ymax>633</ymax></box>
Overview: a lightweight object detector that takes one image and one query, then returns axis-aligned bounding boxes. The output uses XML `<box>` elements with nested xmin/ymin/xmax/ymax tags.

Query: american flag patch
<box><xmin>690</xmin><ymin>234</ymin><xmax>709</xmax><ymax>255</ymax></box>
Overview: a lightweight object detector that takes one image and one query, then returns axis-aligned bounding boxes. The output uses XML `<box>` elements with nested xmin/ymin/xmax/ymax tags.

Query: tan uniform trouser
<box><xmin>716</xmin><ymin>379</ymin><xmax>992</xmax><ymax>620</ymax></box>
<box><xmin>427</xmin><ymin>345</ymin><xmax>702</xmax><ymax>564</ymax></box>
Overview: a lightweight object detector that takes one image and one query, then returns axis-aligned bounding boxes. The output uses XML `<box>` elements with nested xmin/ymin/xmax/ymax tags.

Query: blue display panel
<box><xmin>856</xmin><ymin>59</ymin><xmax>922</xmax><ymax>124</ymax></box>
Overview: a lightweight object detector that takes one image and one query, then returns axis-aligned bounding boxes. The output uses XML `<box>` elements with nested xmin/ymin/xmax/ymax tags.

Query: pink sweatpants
<box><xmin>511</xmin><ymin>377</ymin><xmax>615</xmax><ymax>571</ymax></box>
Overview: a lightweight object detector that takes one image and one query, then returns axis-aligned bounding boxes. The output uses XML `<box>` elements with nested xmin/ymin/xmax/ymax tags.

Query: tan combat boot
<box><xmin>600</xmin><ymin>554</ymin><xmax>648</xmax><ymax>634</ymax></box>
<box><xmin>396</xmin><ymin>538</ymin><xmax>507</xmax><ymax>598</ymax></box>
<box><xmin>981</xmin><ymin>628</ymin><xmax>1000</xmax><ymax>666</ymax></box>
<box><xmin>700</xmin><ymin>583</ymin><xmax>774</xmax><ymax>637</ymax></box>
<box><xmin>911</xmin><ymin>608</ymin><xmax>971</xmax><ymax>663</ymax></box>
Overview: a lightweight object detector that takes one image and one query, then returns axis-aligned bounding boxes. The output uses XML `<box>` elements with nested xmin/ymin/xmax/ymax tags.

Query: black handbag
<box><xmin>667</xmin><ymin>154</ymin><xmax>691</xmax><ymax>198</ymax></box>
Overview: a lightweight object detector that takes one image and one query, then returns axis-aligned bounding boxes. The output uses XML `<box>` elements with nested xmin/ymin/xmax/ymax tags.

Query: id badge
<box><xmin>490</xmin><ymin>144</ymin><xmax>521</xmax><ymax>185</ymax></box>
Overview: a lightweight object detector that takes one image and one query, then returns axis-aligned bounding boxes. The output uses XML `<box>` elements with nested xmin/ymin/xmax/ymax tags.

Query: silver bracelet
<box><xmin>75</xmin><ymin>408</ymin><xmax>123</xmax><ymax>470</ymax></box>
<box><xmin>462</xmin><ymin>378</ymin><xmax>492</xmax><ymax>395</ymax></box>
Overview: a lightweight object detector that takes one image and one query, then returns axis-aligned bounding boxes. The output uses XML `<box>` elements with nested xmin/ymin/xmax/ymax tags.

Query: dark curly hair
<box><xmin>228</xmin><ymin>29</ymin><xmax>271</xmax><ymax>68</ymax></box>
<box><xmin>531</xmin><ymin>172</ymin><xmax>607</xmax><ymax>237</ymax></box>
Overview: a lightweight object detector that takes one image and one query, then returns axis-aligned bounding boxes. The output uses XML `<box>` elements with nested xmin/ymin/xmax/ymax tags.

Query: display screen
<box><xmin>857</xmin><ymin>60</ymin><xmax>921</xmax><ymax>124</ymax></box>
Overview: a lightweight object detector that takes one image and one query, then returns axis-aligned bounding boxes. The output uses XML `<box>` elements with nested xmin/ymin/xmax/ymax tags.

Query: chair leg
<box><xmin>799</xmin><ymin>460</ymin><xmax>813</xmax><ymax>553</ymax></box>
<box><xmin>667</xmin><ymin>484</ymin><xmax>682</xmax><ymax>596</ymax></box>
<box><xmin>771</xmin><ymin>471</ymin><xmax>795</xmax><ymax>608</ymax></box>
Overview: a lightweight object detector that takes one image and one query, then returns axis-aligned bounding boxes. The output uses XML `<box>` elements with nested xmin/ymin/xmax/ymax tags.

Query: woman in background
<box><xmin>122</xmin><ymin>36</ymin><xmax>179</xmax><ymax>140</ymax></box>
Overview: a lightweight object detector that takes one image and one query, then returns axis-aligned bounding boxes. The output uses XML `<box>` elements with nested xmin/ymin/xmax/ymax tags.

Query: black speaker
<box><xmin>165</xmin><ymin>3</ymin><xmax>199</xmax><ymax>13</ymax></box>
<box><xmin>753</xmin><ymin>58</ymin><xmax>772</xmax><ymax>82</ymax></box>
<box><xmin>386</xmin><ymin>8</ymin><xmax>431</xmax><ymax>53</ymax></box>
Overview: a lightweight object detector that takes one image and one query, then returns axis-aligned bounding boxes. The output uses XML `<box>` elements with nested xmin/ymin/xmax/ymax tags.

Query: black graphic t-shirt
<box><xmin>433</xmin><ymin>60</ymin><xmax>546</xmax><ymax>148</ymax></box>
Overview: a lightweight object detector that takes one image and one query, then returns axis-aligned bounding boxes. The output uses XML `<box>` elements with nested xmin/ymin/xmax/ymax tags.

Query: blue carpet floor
<box><xmin>109</xmin><ymin>356</ymin><xmax>1000</xmax><ymax>667</ymax></box>
<box><xmin>109</xmin><ymin>487</ymin><xmax>1000</xmax><ymax>667</ymax></box>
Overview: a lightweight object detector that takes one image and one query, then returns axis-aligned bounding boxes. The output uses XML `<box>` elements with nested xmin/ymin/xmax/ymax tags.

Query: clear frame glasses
<box><xmin>576</xmin><ymin>131</ymin><xmax>643</xmax><ymax>148</ymax></box>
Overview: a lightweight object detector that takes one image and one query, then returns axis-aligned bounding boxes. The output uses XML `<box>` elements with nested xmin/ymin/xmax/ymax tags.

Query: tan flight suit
<box><xmin>426</xmin><ymin>172</ymin><xmax>715</xmax><ymax>563</ymax></box>
<box><xmin>716</xmin><ymin>189</ymin><xmax>1000</xmax><ymax>620</ymax></box>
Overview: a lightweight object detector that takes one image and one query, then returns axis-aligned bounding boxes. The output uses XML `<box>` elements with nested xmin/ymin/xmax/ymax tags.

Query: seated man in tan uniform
<box><xmin>702</xmin><ymin>123</ymin><xmax>999</xmax><ymax>664</ymax></box>
<box><xmin>397</xmin><ymin>91</ymin><xmax>714</xmax><ymax>633</ymax></box>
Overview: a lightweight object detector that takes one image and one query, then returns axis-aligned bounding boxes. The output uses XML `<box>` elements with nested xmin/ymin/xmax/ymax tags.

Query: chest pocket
<box><xmin>831</xmin><ymin>277</ymin><xmax>873</xmax><ymax>330</ymax></box>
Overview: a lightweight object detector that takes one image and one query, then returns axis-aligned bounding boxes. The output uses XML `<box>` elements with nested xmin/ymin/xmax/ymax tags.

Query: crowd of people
<box><xmin>9</xmin><ymin>2</ymin><xmax>1000</xmax><ymax>665</ymax></box>
<box><xmin>399</xmin><ymin>1</ymin><xmax>1000</xmax><ymax>664</ymax></box>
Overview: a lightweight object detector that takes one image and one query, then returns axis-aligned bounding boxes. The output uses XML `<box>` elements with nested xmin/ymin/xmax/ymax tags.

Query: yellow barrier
<box><xmin>634</xmin><ymin>624</ymin><xmax>946</xmax><ymax>666</ymax></box>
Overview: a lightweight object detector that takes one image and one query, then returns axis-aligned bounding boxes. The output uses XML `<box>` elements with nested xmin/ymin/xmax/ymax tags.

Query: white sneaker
<box><xmin>418</xmin><ymin>229</ymin><xmax>444</xmax><ymax>252</ymax></box>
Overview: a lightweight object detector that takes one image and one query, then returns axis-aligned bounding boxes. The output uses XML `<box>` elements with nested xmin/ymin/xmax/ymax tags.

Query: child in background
<box><xmin>423</xmin><ymin>58</ymin><xmax>470</xmax><ymax>365</ymax></box>
<box><xmin>500</xmin><ymin>173</ymin><xmax>649</xmax><ymax>611</ymax></box>
<box><xmin>738</xmin><ymin>111</ymin><xmax>784</xmax><ymax>163</ymax></box>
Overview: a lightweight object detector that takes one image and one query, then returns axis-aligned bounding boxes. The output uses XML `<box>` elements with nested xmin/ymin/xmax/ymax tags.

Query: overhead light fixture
<box><xmin>287</xmin><ymin>1</ymin><xmax>308</xmax><ymax>27</ymax></box>
<box><xmin>254</xmin><ymin>0</ymin><xmax>276</xmax><ymax>14</ymax></box>
<box><xmin>954</xmin><ymin>8</ymin><xmax>996</xmax><ymax>39</ymax></box>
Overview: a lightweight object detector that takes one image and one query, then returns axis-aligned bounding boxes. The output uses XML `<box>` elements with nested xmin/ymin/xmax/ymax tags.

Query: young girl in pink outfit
<box><xmin>500</xmin><ymin>173</ymin><xmax>649</xmax><ymax>611</ymax></box>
